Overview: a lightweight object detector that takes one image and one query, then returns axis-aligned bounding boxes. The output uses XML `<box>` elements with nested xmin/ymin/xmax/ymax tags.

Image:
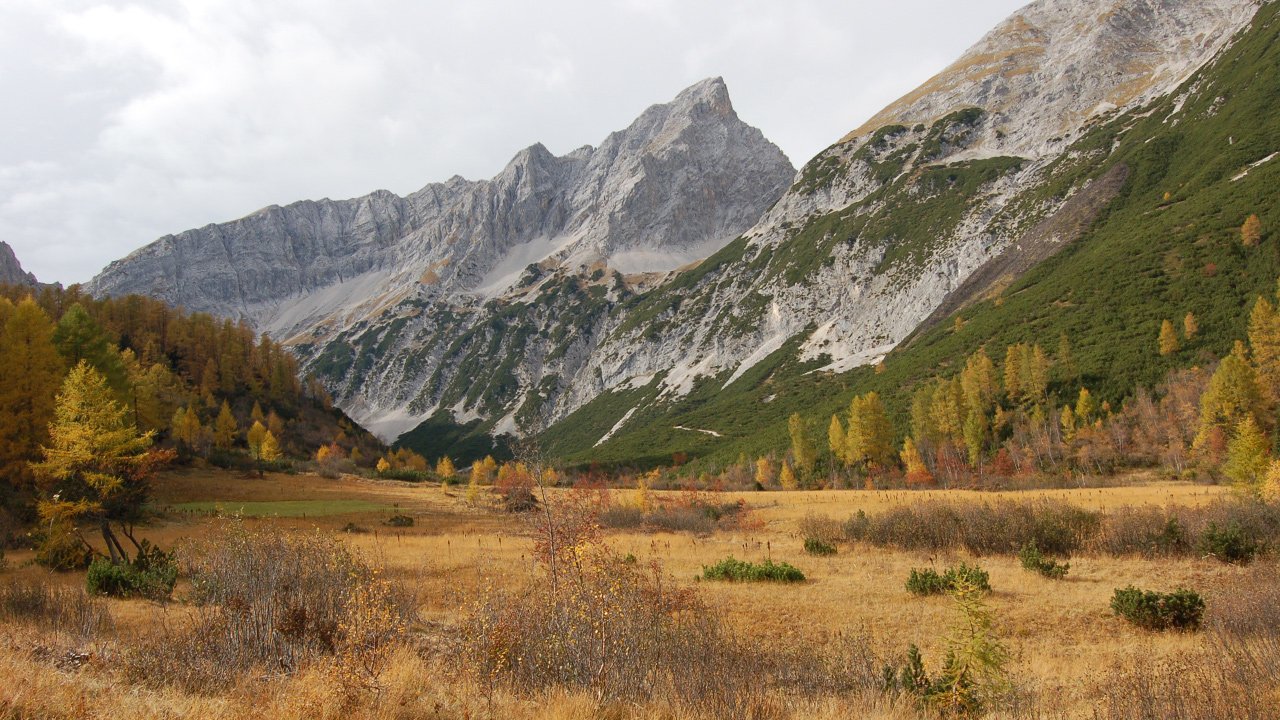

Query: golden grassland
<box><xmin>1</xmin><ymin>468</ymin><xmax>1271</xmax><ymax>719</ymax></box>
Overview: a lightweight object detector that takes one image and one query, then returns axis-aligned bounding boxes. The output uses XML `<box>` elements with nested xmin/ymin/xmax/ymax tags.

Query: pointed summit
<box><xmin>0</xmin><ymin>242</ymin><xmax>38</xmax><ymax>287</ymax></box>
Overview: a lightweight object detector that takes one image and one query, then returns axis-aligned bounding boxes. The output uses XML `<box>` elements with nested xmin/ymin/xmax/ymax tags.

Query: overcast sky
<box><xmin>1</xmin><ymin>0</ymin><xmax>1028</xmax><ymax>285</ymax></box>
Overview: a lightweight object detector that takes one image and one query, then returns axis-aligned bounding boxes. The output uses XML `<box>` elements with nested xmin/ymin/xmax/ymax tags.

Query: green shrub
<box><xmin>907</xmin><ymin>563</ymin><xmax>991</xmax><ymax>596</ymax></box>
<box><xmin>86</xmin><ymin>542</ymin><xmax>177</xmax><ymax>600</ymax></box>
<box><xmin>1197</xmin><ymin>522</ymin><xmax>1259</xmax><ymax>564</ymax></box>
<box><xmin>804</xmin><ymin>537</ymin><xmax>838</xmax><ymax>556</ymax></box>
<box><xmin>1111</xmin><ymin>586</ymin><xmax>1204</xmax><ymax>630</ymax></box>
<box><xmin>701</xmin><ymin>556</ymin><xmax>805</xmax><ymax>583</ymax></box>
<box><xmin>1018</xmin><ymin>540</ymin><xmax>1070</xmax><ymax>579</ymax></box>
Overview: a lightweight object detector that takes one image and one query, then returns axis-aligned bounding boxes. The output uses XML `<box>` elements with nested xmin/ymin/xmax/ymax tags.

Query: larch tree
<box><xmin>1223</xmin><ymin>414</ymin><xmax>1269</xmax><ymax>493</ymax></box>
<box><xmin>0</xmin><ymin>298</ymin><xmax>64</xmax><ymax>503</ymax></box>
<box><xmin>213</xmin><ymin>401</ymin><xmax>238</xmax><ymax>450</ymax></box>
<box><xmin>963</xmin><ymin>409</ymin><xmax>987</xmax><ymax>468</ymax></box>
<box><xmin>31</xmin><ymin>361</ymin><xmax>159</xmax><ymax>565</ymax></box>
<box><xmin>259</xmin><ymin>431</ymin><xmax>282</xmax><ymax>462</ymax></box>
<box><xmin>754</xmin><ymin>456</ymin><xmax>775</xmax><ymax>487</ymax></box>
<box><xmin>1183</xmin><ymin>312</ymin><xmax>1199</xmax><ymax>341</ymax></box>
<box><xmin>1074</xmin><ymin>388</ymin><xmax>1099</xmax><ymax>426</ymax></box>
<box><xmin>1241</xmin><ymin>213</ymin><xmax>1262</xmax><ymax>247</ymax></box>
<box><xmin>1158</xmin><ymin>319</ymin><xmax>1180</xmax><ymax>356</ymax></box>
<box><xmin>1248</xmin><ymin>294</ymin><xmax>1280</xmax><ymax>400</ymax></box>
<box><xmin>436</xmin><ymin>456</ymin><xmax>456</xmax><ymax>480</ymax></box>
<box><xmin>847</xmin><ymin>391</ymin><xmax>896</xmax><ymax>470</ymax></box>
<box><xmin>1195</xmin><ymin>342</ymin><xmax>1268</xmax><ymax>449</ymax></box>
<box><xmin>1056</xmin><ymin>333</ymin><xmax>1077</xmax><ymax>385</ymax></box>
<box><xmin>246</xmin><ymin>420</ymin><xmax>268</xmax><ymax>459</ymax></box>
<box><xmin>778</xmin><ymin>460</ymin><xmax>799</xmax><ymax>490</ymax></box>
<box><xmin>901</xmin><ymin>436</ymin><xmax>933</xmax><ymax>485</ymax></box>
<box><xmin>828</xmin><ymin>415</ymin><xmax>848</xmax><ymax>465</ymax></box>
<box><xmin>788</xmin><ymin>412</ymin><xmax>817</xmax><ymax>474</ymax></box>
<box><xmin>1003</xmin><ymin>345</ymin><xmax>1024</xmax><ymax>402</ymax></box>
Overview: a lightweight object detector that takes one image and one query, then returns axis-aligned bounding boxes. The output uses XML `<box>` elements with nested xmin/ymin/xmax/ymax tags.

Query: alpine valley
<box><xmin>88</xmin><ymin>0</ymin><xmax>1278</xmax><ymax>469</ymax></box>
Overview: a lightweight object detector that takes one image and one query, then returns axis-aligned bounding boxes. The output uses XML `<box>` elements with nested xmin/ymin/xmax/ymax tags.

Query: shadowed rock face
<box><xmin>0</xmin><ymin>242</ymin><xmax>37</xmax><ymax>287</ymax></box>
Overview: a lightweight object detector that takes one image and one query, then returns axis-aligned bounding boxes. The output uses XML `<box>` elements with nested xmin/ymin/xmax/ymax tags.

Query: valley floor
<box><xmin>1</xmin><ymin>469</ymin><xmax>1273</xmax><ymax>719</ymax></box>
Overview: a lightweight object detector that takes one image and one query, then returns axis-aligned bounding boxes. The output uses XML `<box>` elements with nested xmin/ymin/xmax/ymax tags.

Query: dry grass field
<box><xmin>2</xmin><ymin>468</ymin><xmax>1276</xmax><ymax>719</ymax></box>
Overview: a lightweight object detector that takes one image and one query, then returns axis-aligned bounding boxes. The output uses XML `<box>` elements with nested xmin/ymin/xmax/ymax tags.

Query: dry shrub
<box><xmin>1207</xmin><ymin>562</ymin><xmax>1280</xmax><ymax>637</ymax></box>
<box><xmin>844</xmin><ymin>497</ymin><xmax>1280</xmax><ymax>560</ymax></box>
<box><xmin>464</xmin><ymin>549</ymin><xmax>882</xmax><ymax>716</ymax></box>
<box><xmin>126</xmin><ymin>520</ymin><xmax>412</xmax><ymax>693</ymax></box>
<box><xmin>798</xmin><ymin>512</ymin><xmax>844</xmax><ymax>545</ymax></box>
<box><xmin>0</xmin><ymin>581</ymin><xmax>112</xmax><ymax>641</ymax></box>
<box><xmin>843</xmin><ymin>499</ymin><xmax>1099</xmax><ymax>556</ymax></box>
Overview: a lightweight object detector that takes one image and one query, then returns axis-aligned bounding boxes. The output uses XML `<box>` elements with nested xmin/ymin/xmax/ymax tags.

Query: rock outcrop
<box><xmin>0</xmin><ymin>242</ymin><xmax>37</xmax><ymax>287</ymax></box>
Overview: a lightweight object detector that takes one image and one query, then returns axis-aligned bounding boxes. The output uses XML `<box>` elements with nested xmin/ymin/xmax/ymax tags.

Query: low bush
<box><xmin>0</xmin><ymin>581</ymin><xmax>112</xmax><ymax>639</ymax></box>
<box><xmin>1111</xmin><ymin>586</ymin><xmax>1204</xmax><ymax>631</ymax></box>
<box><xmin>1196</xmin><ymin>522</ymin><xmax>1259</xmax><ymax>564</ymax></box>
<box><xmin>906</xmin><ymin>563</ymin><xmax>990</xmax><ymax>596</ymax></box>
<box><xmin>465</xmin><ymin>549</ymin><xmax>879</xmax><ymax>715</ymax></box>
<box><xmin>804</xmin><ymin>537</ymin><xmax>838</xmax><ymax>556</ymax></box>
<box><xmin>702</xmin><ymin>556</ymin><xmax>806</xmax><ymax>583</ymax></box>
<box><xmin>384</xmin><ymin>514</ymin><xmax>414</xmax><ymax>527</ymax></box>
<box><xmin>1018</xmin><ymin>540</ymin><xmax>1069</xmax><ymax>579</ymax></box>
<box><xmin>125</xmin><ymin>521</ymin><xmax>412</xmax><ymax>692</ymax></box>
<box><xmin>85</xmin><ymin>542</ymin><xmax>177</xmax><ymax>600</ymax></box>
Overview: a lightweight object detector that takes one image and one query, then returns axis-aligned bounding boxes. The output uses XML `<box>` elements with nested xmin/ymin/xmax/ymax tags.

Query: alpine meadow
<box><xmin>4</xmin><ymin>1</ymin><xmax>1280</xmax><ymax>718</ymax></box>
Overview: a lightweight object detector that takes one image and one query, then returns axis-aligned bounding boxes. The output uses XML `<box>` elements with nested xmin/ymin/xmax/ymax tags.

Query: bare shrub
<box><xmin>798</xmin><ymin>512</ymin><xmax>844</xmax><ymax>545</ymax></box>
<box><xmin>126</xmin><ymin>520</ymin><xmax>412</xmax><ymax>693</ymax></box>
<box><xmin>1207</xmin><ymin>563</ymin><xmax>1280</xmax><ymax>637</ymax></box>
<box><xmin>843</xmin><ymin>499</ymin><xmax>1099</xmax><ymax>556</ymax></box>
<box><xmin>0</xmin><ymin>582</ymin><xmax>112</xmax><ymax>640</ymax></box>
<box><xmin>463</xmin><ymin>549</ymin><xmax>882</xmax><ymax>716</ymax></box>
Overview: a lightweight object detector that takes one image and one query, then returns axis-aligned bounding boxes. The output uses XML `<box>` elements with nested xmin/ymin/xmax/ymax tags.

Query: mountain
<box><xmin>543</xmin><ymin>0</ymin><xmax>1278</xmax><ymax>468</ymax></box>
<box><xmin>89</xmin><ymin>0</ymin><xmax>1268</xmax><ymax>467</ymax></box>
<box><xmin>0</xmin><ymin>242</ymin><xmax>37</xmax><ymax>287</ymax></box>
<box><xmin>536</xmin><ymin>0</ymin><xmax>1262</xmax><ymax>463</ymax></box>
<box><xmin>88</xmin><ymin>78</ymin><xmax>795</xmax><ymax>440</ymax></box>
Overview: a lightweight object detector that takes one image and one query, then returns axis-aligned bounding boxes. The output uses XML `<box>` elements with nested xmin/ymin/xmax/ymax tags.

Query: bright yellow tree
<box><xmin>778</xmin><ymin>460</ymin><xmax>799</xmax><ymax>490</ymax></box>
<box><xmin>1158</xmin><ymin>319</ymin><xmax>1180</xmax><ymax>356</ymax></box>
<box><xmin>1242</xmin><ymin>213</ymin><xmax>1262</xmax><ymax>247</ymax></box>
<box><xmin>31</xmin><ymin>361</ymin><xmax>157</xmax><ymax>565</ymax></box>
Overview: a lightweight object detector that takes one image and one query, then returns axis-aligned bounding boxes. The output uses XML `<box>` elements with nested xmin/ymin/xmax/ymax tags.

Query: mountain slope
<box><xmin>547</xmin><ymin>0</ymin><xmax>1280</xmax><ymax>469</ymax></box>
<box><xmin>540</xmin><ymin>0</ymin><xmax>1259</xmax><ymax>464</ymax></box>
<box><xmin>88</xmin><ymin>78</ymin><xmax>795</xmax><ymax>440</ymax></box>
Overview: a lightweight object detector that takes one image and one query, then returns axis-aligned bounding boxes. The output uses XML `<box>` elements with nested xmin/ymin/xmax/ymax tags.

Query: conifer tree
<box><xmin>1223</xmin><ymin>414</ymin><xmax>1269</xmax><ymax>493</ymax></box>
<box><xmin>376</xmin><ymin>457</ymin><xmax>391</xmax><ymax>474</ymax></box>
<box><xmin>260</xmin><ymin>431</ymin><xmax>282</xmax><ymax>462</ymax></box>
<box><xmin>828</xmin><ymin>415</ymin><xmax>848</xmax><ymax>464</ymax></box>
<box><xmin>31</xmin><ymin>361</ymin><xmax>157</xmax><ymax>564</ymax></box>
<box><xmin>247</xmin><ymin>420</ymin><xmax>268</xmax><ymax>459</ymax></box>
<box><xmin>1248</xmin><ymin>295</ymin><xmax>1280</xmax><ymax>400</ymax></box>
<box><xmin>778</xmin><ymin>460</ymin><xmax>799</xmax><ymax>490</ymax></box>
<box><xmin>1060</xmin><ymin>405</ymin><xmax>1077</xmax><ymax>443</ymax></box>
<box><xmin>52</xmin><ymin>303</ymin><xmax>126</xmax><ymax>396</ymax></box>
<box><xmin>1074</xmin><ymin>388</ymin><xmax>1098</xmax><ymax>426</ymax></box>
<box><xmin>847</xmin><ymin>391</ymin><xmax>896</xmax><ymax>470</ymax></box>
<box><xmin>754</xmin><ymin>456</ymin><xmax>775</xmax><ymax>487</ymax></box>
<box><xmin>213</xmin><ymin>401</ymin><xmax>237</xmax><ymax>450</ymax></box>
<box><xmin>1056</xmin><ymin>333</ymin><xmax>1077</xmax><ymax>385</ymax></box>
<box><xmin>436</xmin><ymin>456</ymin><xmax>456</xmax><ymax>480</ymax></box>
<box><xmin>960</xmin><ymin>348</ymin><xmax>997</xmax><ymax>415</ymax></box>
<box><xmin>788</xmin><ymin>412</ymin><xmax>817</xmax><ymax>474</ymax></box>
<box><xmin>963</xmin><ymin>410</ymin><xmax>987</xmax><ymax>468</ymax></box>
<box><xmin>901</xmin><ymin>436</ymin><xmax>933</xmax><ymax>485</ymax></box>
<box><xmin>0</xmin><ymin>298</ymin><xmax>64</xmax><ymax>502</ymax></box>
<box><xmin>1242</xmin><ymin>213</ymin><xmax>1262</xmax><ymax>247</ymax></box>
<box><xmin>1003</xmin><ymin>345</ymin><xmax>1024</xmax><ymax>402</ymax></box>
<box><xmin>1158</xmin><ymin>319</ymin><xmax>1180</xmax><ymax>356</ymax></box>
<box><xmin>1025</xmin><ymin>345</ymin><xmax>1049</xmax><ymax>401</ymax></box>
<box><xmin>1196</xmin><ymin>342</ymin><xmax>1268</xmax><ymax>448</ymax></box>
<box><xmin>1183</xmin><ymin>312</ymin><xmax>1199</xmax><ymax>341</ymax></box>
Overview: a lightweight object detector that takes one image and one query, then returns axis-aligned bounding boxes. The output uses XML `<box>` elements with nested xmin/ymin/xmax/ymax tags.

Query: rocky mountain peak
<box><xmin>842</xmin><ymin>0</ymin><xmax>1259</xmax><ymax>159</ymax></box>
<box><xmin>0</xmin><ymin>242</ymin><xmax>38</xmax><ymax>287</ymax></box>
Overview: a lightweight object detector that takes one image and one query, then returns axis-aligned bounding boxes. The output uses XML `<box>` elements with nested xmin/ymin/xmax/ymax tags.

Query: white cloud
<box><xmin>0</xmin><ymin>0</ymin><xmax>1027</xmax><ymax>284</ymax></box>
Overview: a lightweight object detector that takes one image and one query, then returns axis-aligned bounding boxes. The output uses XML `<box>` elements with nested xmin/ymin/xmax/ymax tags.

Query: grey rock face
<box><xmin>87</xmin><ymin>78</ymin><xmax>795</xmax><ymax>438</ymax></box>
<box><xmin>0</xmin><ymin>242</ymin><xmax>37</xmax><ymax>287</ymax></box>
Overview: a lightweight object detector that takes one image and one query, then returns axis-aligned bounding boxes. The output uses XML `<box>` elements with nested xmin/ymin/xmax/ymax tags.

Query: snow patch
<box><xmin>674</xmin><ymin>425</ymin><xmax>722</xmax><ymax>438</ymax></box>
<box><xmin>595</xmin><ymin>406</ymin><xmax>638</xmax><ymax>447</ymax></box>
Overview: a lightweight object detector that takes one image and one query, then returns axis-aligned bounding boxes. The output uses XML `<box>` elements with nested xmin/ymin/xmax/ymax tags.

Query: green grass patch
<box><xmin>166</xmin><ymin>500</ymin><xmax>393</xmax><ymax>517</ymax></box>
